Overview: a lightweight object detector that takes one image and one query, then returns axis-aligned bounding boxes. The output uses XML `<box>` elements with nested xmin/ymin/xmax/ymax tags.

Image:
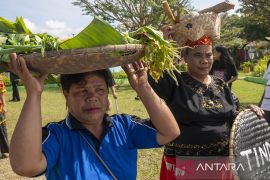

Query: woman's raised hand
<box><xmin>8</xmin><ymin>53</ymin><xmax>47</xmax><ymax>95</ymax></box>
<box><xmin>122</xmin><ymin>61</ymin><xmax>148</xmax><ymax>92</ymax></box>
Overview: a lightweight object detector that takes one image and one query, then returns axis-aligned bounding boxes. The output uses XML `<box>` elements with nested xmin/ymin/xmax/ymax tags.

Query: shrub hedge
<box><xmin>244</xmin><ymin>76</ymin><xmax>267</xmax><ymax>85</ymax></box>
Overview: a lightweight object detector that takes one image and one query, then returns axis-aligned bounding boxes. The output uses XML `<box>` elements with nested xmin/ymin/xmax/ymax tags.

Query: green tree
<box><xmin>238</xmin><ymin>0</ymin><xmax>270</xmax><ymax>41</ymax></box>
<box><xmin>215</xmin><ymin>14</ymin><xmax>247</xmax><ymax>48</ymax></box>
<box><xmin>72</xmin><ymin>0</ymin><xmax>192</xmax><ymax>31</ymax></box>
<box><xmin>241</xmin><ymin>15</ymin><xmax>269</xmax><ymax>41</ymax></box>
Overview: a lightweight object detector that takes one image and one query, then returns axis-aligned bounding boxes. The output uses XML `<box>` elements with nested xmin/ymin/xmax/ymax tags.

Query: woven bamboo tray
<box><xmin>199</xmin><ymin>1</ymin><xmax>235</xmax><ymax>14</ymax></box>
<box><xmin>229</xmin><ymin>109</ymin><xmax>270</xmax><ymax>180</ymax></box>
<box><xmin>17</xmin><ymin>44</ymin><xmax>145</xmax><ymax>74</ymax></box>
<box><xmin>162</xmin><ymin>1</ymin><xmax>235</xmax><ymax>24</ymax></box>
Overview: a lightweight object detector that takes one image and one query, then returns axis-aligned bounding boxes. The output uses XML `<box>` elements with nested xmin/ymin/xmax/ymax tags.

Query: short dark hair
<box><xmin>60</xmin><ymin>69</ymin><xmax>111</xmax><ymax>92</ymax></box>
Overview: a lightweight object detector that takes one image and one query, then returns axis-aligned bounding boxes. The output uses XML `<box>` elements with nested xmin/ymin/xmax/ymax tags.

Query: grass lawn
<box><xmin>232</xmin><ymin>79</ymin><xmax>265</xmax><ymax>108</ymax></box>
<box><xmin>237</xmin><ymin>71</ymin><xmax>252</xmax><ymax>79</ymax></box>
<box><xmin>0</xmin><ymin>78</ymin><xmax>265</xmax><ymax>180</ymax></box>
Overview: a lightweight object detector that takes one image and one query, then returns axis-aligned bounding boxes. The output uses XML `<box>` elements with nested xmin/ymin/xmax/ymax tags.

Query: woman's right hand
<box><xmin>8</xmin><ymin>53</ymin><xmax>47</xmax><ymax>96</ymax></box>
<box><xmin>247</xmin><ymin>104</ymin><xmax>265</xmax><ymax>118</ymax></box>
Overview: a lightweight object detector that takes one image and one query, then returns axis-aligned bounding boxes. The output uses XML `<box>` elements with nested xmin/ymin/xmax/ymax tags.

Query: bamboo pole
<box><xmin>162</xmin><ymin>0</ymin><xmax>176</xmax><ymax>24</ymax></box>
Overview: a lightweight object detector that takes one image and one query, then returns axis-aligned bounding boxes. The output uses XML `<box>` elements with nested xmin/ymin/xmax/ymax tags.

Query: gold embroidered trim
<box><xmin>166</xmin><ymin>140</ymin><xmax>229</xmax><ymax>150</ymax></box>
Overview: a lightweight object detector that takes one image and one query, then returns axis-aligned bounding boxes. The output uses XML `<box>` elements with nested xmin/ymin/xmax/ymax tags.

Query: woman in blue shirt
<box><xmin>8</xmin><ymin>53</ymin><xmax>180</xmax><ymax>180</ymax></box>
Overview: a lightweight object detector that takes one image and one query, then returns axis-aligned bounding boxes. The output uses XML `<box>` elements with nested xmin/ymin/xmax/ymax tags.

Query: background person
<box><xmin>9</xmin><ymin>71</ymin><xmax>20</xmax><ymax>102</ymax></box>
<box><xmin>106</xmin><ymin>69</ymin><xmax>117</xmax><ymax>99</ymax></box>
<box><xmin>210</xmin><ymin>46</ymin><xmax>238</xmax><ymax>89</ymax></box>
<box><xmin>0</xmin><ymin>73</ymin><xmax>8</xmax><ymax>158</ymax></box>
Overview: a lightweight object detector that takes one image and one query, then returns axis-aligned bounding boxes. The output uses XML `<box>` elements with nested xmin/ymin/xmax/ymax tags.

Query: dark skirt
<box><xmin>0</xmin><ymin>114</ymin><xmax>9</xmax><ymax>157</ymax></box>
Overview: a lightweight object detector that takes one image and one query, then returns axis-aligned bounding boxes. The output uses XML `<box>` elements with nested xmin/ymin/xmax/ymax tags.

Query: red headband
<box><xmin>185</xmin><ymin>35</ymin><xmax>212</xmax><ymax>47</ymax></box>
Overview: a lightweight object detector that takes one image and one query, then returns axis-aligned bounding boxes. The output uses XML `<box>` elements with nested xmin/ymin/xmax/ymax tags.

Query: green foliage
<box><xmin>215</xmin><ymin>10</ymin><xmax>270</xmax><ymax>46</ymax></box>
<box><xmin>240</xmin><ymin>61</ymin><xmax>253</xmax><ymax>70</ymax></box>
<box><xmin>60</xmin><ymin>17</ymin><xmax>126</xmax><ymax>49</ymax></box>
<box><xmin>72</xmin><ymin>0</ymin><xmax>192</xmax><ymax>31</ymax></box>
<box><xmin>238</xmin><ymin>0</ymin><xmax>270</xmax><ymax>41</ymax></box>
<box><xmin>252</xmin><ymin>64</ymin><xmax>266</xmax><ymax>77</ymax></box>
<box><xmin>112</xmin><ymin>70</ymin><xmax>127</xmax><ymax>79</ymax></box>
<box><xmin>215</xmin><ymin>14</ymin><xmax>247</xmax><ymax>48</ymax></box>
<box><xmin>14</xmin><ymin>16</ymin><xmax>31</xmax><ymax>34</ymax></box>
<box><xmin>2</xmin><ymin>73</ymin><xmax>11</xmax><ymax>86</ymax></box>
<box><xmin>239</xmin><ymin>0</ymin><xmax>270</xmax><ymax>26</ymax></box>
<box><xmin>0</xmin><ymin>16</ymin><xmax>31</xmax><ymax>34</ymax></box>
<box><xmin>252</xmin><ymin>54</ymin><xmax>270</xmax><ymax>77</ymax></box>
<box><xmin>44</xmin><ymin>74</ymin><xmax>60</xmax><ymax>85</ymax></box>
<box><xmin>216</xmin><ymin>14</ymin><xmax>247</xmax><ymax>48</ymax></box>
<box><xmin>244</xmin><ymin>76</ymin><xmax>267</xmax><ymax>84</ymax></box>
<box><xmin>241</xmin><ymin>16</ymin><xmax>269</xmax><ymax>41</ymax></box>
<box><xmin>125</xmin><ymin>26</ymin><xmax>179</xmax><ymax>83</ymax></box>
<box><xmin>0</xmin><ymin>16</ymin><xmax>59</xmax><ymax>72</ymax></box>
<box><xmin>216</xmin><ymin>4</ymin><xmax>270</xmax><ymax>45</ymax></box>
<box><xmin>175</xmin><ymin>62</ymin><xmax>187</xmax><ymax>72</ymax></box>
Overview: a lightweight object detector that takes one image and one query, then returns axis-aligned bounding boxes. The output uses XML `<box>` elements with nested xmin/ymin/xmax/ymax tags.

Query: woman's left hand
<box><xmin>247</xmin><ymin>104</ymin><xmax>264</xmax><ymax>118</ymax></box>
<box><xmin>122</xmin><ymin>61</ymin><xmax>148</xmax><ymax>91</ymax></box>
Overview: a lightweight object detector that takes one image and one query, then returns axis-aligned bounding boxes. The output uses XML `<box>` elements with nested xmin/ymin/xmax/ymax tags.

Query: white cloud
<box><xmin>22</xmin><ymin>18</ymin><xmax>83</xmax><ymax>40</ymax></box>
<box><xmin>23</xmin><ymin>18</ymin><xmax>38</xmax><ymax>32</ymax></box>
<box><xmin>45</xmin><ymin>20</ymin><xmax>66</xmax><ymax>29</ymax></box>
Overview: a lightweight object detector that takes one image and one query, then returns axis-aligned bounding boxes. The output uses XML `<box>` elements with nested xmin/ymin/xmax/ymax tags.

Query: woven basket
<box><xmin>230</xmin><ymin>109</ymin><xmax>270</xmax><ymax>179</ymax></box>
<box><xmin>18</xmin><ymin>44</ymin><xmax>144</xmax><ymax>74</ymax></box>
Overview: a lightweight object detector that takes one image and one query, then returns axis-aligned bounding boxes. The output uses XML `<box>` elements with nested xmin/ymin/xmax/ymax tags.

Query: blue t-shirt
<box><xmin>42</xmin><ymin>114</ymin><xmax>160</xmax><ymax>180</ymax></box>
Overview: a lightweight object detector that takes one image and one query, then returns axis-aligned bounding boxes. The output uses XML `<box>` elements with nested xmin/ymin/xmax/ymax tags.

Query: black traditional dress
<box><xmin>149</xmin><ymin>72</ymin><xmax>238</xmax><ymax>179</ymax></box>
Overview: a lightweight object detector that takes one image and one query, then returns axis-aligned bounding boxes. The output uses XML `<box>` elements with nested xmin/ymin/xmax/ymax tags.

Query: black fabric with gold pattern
<box><xmin>149</xmin><ymin>72</ymin><xmax>237</xmax><ymax>156</ymax></box>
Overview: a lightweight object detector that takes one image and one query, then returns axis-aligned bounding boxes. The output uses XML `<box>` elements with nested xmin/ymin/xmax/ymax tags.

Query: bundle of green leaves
<box><xmin>0</xmin><ymin>17</ymin><xmax>59</xmax><ymax>65</ymax></box>
<box><xmin>124</xmin><ymin>26</ymin><xmax>180</xmax><ymax>84</ymax></box>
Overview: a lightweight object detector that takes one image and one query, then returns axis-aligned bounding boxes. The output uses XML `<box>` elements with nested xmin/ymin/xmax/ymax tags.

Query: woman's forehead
<box><xmin>77</xmin><ymin>74</ymin><xmax>107</xmax><ymax>87</ymax></box>
<box><xmin>190</xmin><ymin>45</ymin><xmax>212</xmax><ymax>53</ymax></box>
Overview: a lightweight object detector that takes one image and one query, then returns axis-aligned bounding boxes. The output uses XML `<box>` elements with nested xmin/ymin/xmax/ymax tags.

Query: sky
<box><xmin>0</xmin><ymin>0</ymin><xmax>240</xmax><ymax>39</ymax></box>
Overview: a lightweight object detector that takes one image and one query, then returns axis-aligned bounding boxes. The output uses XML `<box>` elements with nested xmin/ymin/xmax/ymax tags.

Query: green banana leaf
<box><xmin>15</xmin><ymin>17</ymin><xmax>31</xmax><ymax>34</ymax></box>
<box><xmin>0</xmin><ymin>35</ymin><xmax>7</xmax><ymax>45</ymax></box>
<box><xmin>0</xmin><ymin>17</ymin><xmax>16</xmax><ymax>33</ymax></box>
<box><xmin>59</xmin><ymin>17</ymin><xmax>127</xmax><ymax>49</ymax></box>
<box><xmin>0</xmin><ymin>16</ymin><xmax>31</xmax><ymax>34</ymax></box>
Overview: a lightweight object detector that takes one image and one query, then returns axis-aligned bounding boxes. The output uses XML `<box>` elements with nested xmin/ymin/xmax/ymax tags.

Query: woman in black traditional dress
<box><xmin>148</xmin><ymin>36</ymin><xmax>264</xmax><ymax>180</ymax></box>
<box><xmin>147</xmin><ymin>12</ymin><xmax>266</xmax><ymax>178</ymax></box>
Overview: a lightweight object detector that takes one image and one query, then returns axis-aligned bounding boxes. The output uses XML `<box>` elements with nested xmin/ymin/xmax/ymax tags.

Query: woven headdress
<box><xmin>161</xmin><ymin>1</ymin><xmax>235</xmax><ymax>47</ymax></box>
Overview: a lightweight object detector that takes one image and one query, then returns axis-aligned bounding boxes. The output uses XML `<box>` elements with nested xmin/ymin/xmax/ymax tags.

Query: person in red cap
<box><xmin>149</xmin><ymin>14</ymin><xmax>264</xmax><ymax>179</ymax></box>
